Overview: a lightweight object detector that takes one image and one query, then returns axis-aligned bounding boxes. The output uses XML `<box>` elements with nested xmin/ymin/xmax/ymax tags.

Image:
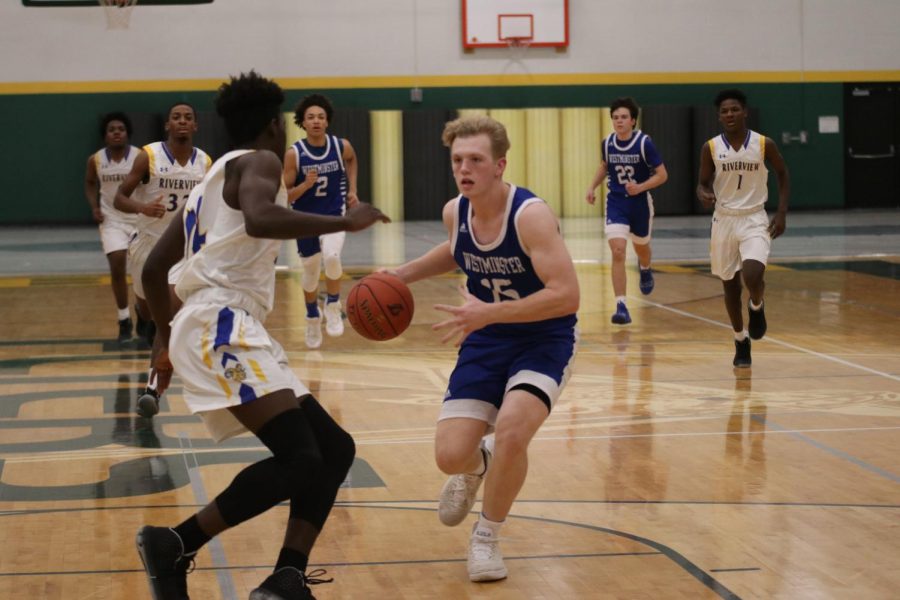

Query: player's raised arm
<box><xmin>239</xmin><ymin>151</ymin><xmax>388</xmax><ymax>239</ymax></box>
<box><xmin>114</xmin><ymin>150</ymin><xmax>164</xmax><ymax>216</ymax></box>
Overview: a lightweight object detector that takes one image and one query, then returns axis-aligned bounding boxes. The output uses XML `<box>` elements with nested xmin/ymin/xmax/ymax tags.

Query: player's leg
<box><xmin>738</xmin><ymin>212</ymin><xmax>772</xmax><ymax>340</ymax></box>
<box><xmin>298</xmin><ymin>237</ymin><xmax>324</xmax><ymax>349</ymax></box>
<box><xmin>470</xmin><ymin>332</ymin><xmax>575</xmax><ymax>582</ymax></box>
<box><xmin>711</xmin><ymin>215</ymin><xmax>751</xmax><ymax>366</ymax></box>
<box><xmin>137</xmin><ymin>287</ymin><xmax>183</xmax><ymax>418</ymax></box>
<box><xmin>321</xmin><ymin>231</ymin><xmax>347</xmax><ymax>337</ymax></box>
<box><xmin>606</xmin><ymin>196</ymin><xmax>632</xmax><ymax>324</ymax></box>
<box><xmin>631</xmin><ymin>195</ymin><xmax>655</xmax><ymax>295</ymax></box>
<box><xmin>100</xmin><ymin>223</ymin><xmax>134</xmax><ymax>341</ymax></box>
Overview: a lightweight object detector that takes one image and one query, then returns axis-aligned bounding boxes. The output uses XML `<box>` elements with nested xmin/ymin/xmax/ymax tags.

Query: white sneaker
<box><xmin>305</xmin><ymin>316</ymin><xmax>322</xmax><ymax>349</ymax></box>
<box><xmin>324</xmin><ymin>300</ymin><xmax>344</xmax><ymax>337</ymax></box>
<box><xmin>437</xmin><ymin>440</ymin><xmax>492</xmax><ymax>526</ymax></box>
<box><xmin>467</xmin><ymin>525</ymin><xmax>507</xmax><ymax>582</ymax></box>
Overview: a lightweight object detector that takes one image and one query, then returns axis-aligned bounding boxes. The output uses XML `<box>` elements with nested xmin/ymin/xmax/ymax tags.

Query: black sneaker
<box><xmin>137</xmin><ymin>388</ymin><xmax>160</xmax><ymax>418</ymax></box>
<box><xmin>747</xmin><ymin>301</ymin><xmax>767</xmax><ymax>340</ymax></box>
<box><xmin>733</xmin><ymin>338</ymin><xmax>751</xmax><ymax>368</ymax></box>
<box><xmin>135</xmin><ymin>526</ymin><xmax>195</xmax><ymax>600</ymax></box>
<box><xmin>118</xmin><ymin>317</ymin><xmax>134</xmax><ymax>343</ymax></box>
<box><xmin>249</xmin><ymin>567</ymin><xmax>333</xmax><ymax>600</ymax></box>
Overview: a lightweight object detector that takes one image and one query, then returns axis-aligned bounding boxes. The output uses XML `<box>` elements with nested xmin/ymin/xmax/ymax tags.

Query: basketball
<box><xmin>346</xmin><ymin>272</ymin><xmax>415</xmax><ymax>341</ymax></box>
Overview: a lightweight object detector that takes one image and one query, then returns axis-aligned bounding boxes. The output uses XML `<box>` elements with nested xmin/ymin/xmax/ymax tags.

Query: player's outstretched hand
<box><xmin>769</xmin><ymin>211</ymin><xmax>786</xmax><ymax>239</ymax></box>
<box><xmin>433</xmin><ymin>285</ymin><xmax>492</xmax><ymax>346</ymax></box>
<box><xmin>345</xmin><ymin>202</ymin><xmax>391</xmax><ymax>231</ymax></box>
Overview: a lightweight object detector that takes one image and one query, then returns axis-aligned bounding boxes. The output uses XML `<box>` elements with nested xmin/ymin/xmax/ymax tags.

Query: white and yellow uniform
<box><xmin>94</xmin><ymin>145</ymin><xmax>139</xmax><ymax>254</ymax></box>
<box><xmin>128</xmin><ymin>141</ymin><xmax>211</xmax><ymax>297</ymax></box>
<box><xmin>707</xmin><ymin>130</ymin><xmax>771</xmax><ymax>280</ymax></box>
<box><xmin>170</xmin><ymin>150</ymin><xmax>309</xmax><ymax>442</ymax></box>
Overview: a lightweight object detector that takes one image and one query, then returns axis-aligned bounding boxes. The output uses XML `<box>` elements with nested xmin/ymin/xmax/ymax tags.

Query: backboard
<box><xmin>462</xmin><ymin>0</ymin><xmax>568</xmax><ymax>49</ymax></box>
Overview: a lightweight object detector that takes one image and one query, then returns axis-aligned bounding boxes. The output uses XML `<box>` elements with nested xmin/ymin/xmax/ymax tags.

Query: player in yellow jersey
<box><xmin>697</xmin><ymin>89</ymin><xmax>790</xmax><ymax>367</ymax></box>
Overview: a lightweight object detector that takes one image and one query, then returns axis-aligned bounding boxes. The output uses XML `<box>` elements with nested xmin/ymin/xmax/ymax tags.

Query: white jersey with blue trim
<box><xmin>175</xmin><ymin>150</ymin><xmax>287</xmax><ymax>319</ymax></box>
<box><xmin>291</xmin><ymin>135</ymin><xmax>347</xmax><ymax>216</ymax></box>
<box><xmin>135</xmin><ymin>141</ymin><xmax>212</xmax><ymax>238</ymax></box>
<box><xmin>94</xmin><ymin>145</ymin><xmax>140</xmax><ymax>226</ymax></box>
<box><xmin>709</xmin><ymin>130</ymin><xmax>769</xmax><ymax>211</ymax></box>
<box><xmin>450</xmin><ymin>184</ymin><xmax>577</xmax><ymax>337</ymax></box>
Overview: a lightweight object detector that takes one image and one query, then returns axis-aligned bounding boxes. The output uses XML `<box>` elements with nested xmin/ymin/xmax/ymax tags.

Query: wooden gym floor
<box><xmin>0</xmin><ymin>213</ymin><xmax>898</xmax><ymax>599</ymax></box>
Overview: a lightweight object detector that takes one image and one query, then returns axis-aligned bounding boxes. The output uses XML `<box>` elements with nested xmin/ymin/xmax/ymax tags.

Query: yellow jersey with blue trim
<box><xmin>135</xmin><ymin>141</ymin><xmax>212</xmax><ymax>238</ymax></box>
<box><xmin>708</xmin><ymin>130</ymin><xmax>768</xmax><ymax>212</ymax></box>
<box><xmin>94</xmin><ymin>145</ymin><xmax>140</xmax><ymax>226</ymax></box>
<box><xmin>175</xmin><ymin>150</ymin><xmax>288</xmax><ymax>320</ymax></box>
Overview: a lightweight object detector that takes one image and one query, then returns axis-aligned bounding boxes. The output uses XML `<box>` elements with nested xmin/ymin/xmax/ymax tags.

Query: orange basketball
<box><xmin>346</xmin><ymin>272</ymin><xmax>415</xmax><ymax>341</ymax></box>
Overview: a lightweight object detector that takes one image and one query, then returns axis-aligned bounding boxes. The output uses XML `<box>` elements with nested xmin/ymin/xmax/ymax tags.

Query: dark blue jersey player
<box><xmin>586</xmin><ymin>97</ymin><xmax>668</xmax><ymax>325</ymax></box>
<box><xmin>283</xmin><ymin>94</ymin><xmax>360</xmax><ymax>349</ymax></box>
<box><xmin>390</xmin><ymin>115</ymin><xmax>579</xmax><ymax>583</ymax></box>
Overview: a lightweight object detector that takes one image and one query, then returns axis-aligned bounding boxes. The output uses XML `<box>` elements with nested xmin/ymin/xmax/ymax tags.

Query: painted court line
<box><xmin>631</xmin><ymin>296</ymin><xmax>900</xmax><ymax>383</ymax></box>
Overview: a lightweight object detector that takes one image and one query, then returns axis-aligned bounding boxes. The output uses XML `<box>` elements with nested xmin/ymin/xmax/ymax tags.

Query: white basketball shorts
<box><xmin>169</xmin><ymin>301</ymin><xmax>309</xmax><ymax>442</ymax></box>
<box><xmin>710</xmin><ymin>209</ymin><xmax>771</xmax><ymax>281</ymax></box>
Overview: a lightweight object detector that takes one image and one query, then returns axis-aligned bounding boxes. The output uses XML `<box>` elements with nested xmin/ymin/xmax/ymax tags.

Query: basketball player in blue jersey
<box><xmin>134</xmin><ymin>71</ymin><xmax>388</xmax><ymax>600</ymax></box>
<box><xmin>84</xmin><ymin>112</ymin><xmax>139</xmax><ymax>342</ymax></box>
<box><xmin>115</xmin><ymin>102</ymin><xmax>211</xmax><ymax>417</ymax></box>
<box><xmin>586</xmin><ymin>97</ymin><xmax>668</xmax><ymax>325</ymax></box>
<box><xmin>390</xmin><ymin>116</ymin><xmax>579</xmax><ymax>583</ymax></box>
<box><xmin>697</xmin><ymin>89</ymin><xmax>790</xmax><ymax>367</ymax></box>
<box><xmin>283</xmin><ymin>94</ymin><xmax>360</xmax><ymax>349</ymax></box>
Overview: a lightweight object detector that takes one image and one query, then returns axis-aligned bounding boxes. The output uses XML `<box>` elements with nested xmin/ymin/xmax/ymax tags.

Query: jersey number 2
<box><xmin>314</xmin><ymin>176</ymin><xmax>328</xmax><ymax>197</ymax></box>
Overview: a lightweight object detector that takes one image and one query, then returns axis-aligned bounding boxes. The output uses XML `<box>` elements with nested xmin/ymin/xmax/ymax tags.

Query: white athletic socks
<box><xmin>734</xmin><ymin>330</ymin><xmax>749</xmax><ymax>342</ymax></box>
<box><xmin>749</xmin><ymin>299</ymin><xmax>764</xmax><ymax>311</ymax></box>
<box><xmin>475</xmin><ymin>513</ymin><xmax>504</xmax><ymax>537</ymax></box>
<box><xmin>117</xmin><ymin>307</ymin><xmax>130</xmax><ymax>321</ymax></box>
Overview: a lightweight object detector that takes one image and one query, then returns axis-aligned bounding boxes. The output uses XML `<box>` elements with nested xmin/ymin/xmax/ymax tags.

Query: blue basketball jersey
<box><xmin>602</xmin><ymin>130</ymin><xmax>663</xmax><ymax>202</ymax></box>
<box><xmin>291</xmin><ymin>135</ymin><xmax>347</xmax><ymax>216</ymax></box>
<box><xmin>451</xmin><ymin>185</ymin><xmax>578</xmax><ymax>338</ymax></box>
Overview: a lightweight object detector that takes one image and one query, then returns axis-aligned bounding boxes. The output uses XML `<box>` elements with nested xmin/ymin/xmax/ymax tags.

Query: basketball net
<box><xmin>99</xmin><ymin>0</ymin><xmax>137</xmax><ymax>30</ymax></box>
<box><xmin>502</xmin><ymin>37</ymin><xmax>533</xmax><ymax>76</ymax></box>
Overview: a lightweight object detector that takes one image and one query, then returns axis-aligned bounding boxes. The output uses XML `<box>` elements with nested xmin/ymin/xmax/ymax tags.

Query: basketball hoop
<box><xmin>99</xmin><ymin>0</ymin><xmax>137</xmax><ymax>30</ymax></box>
<box><xmin>504</xmin><ymin>36</ymin><xmax>533</xmax><ymax>50</ymax></box>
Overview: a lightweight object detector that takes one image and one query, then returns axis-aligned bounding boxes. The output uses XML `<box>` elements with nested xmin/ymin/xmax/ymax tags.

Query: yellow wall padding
<box><xmin>284</xmin><ymin>112</ymin><xmax>305</xmax><ymax>155</ymax></box>
<box><xmin>598</xmin><ymin>107</ymin><xmax>613</xmax><ymax>211</ymax></box>
<box><xmin>370</xmin><ymin>110</ymin><xmax>404</xmax><ymax>220</ymax></box>
<box><xmin>524</xmin><ymin>108</ymin><xmax>562</xmax><ymax>214</ymax></box>
<box><xmin>561</xmin><ymin>107</ymin><xmax>603</xmax><ymax>219</ymax></box>
<box><xmin>488</xmin><ymin>109</ymin><xmax>527</xmax><ymax>187</ymax></box>
<box><xmin>456</xmin><ymin>108</ymin><xmax>489</xmax><ymax>118</ymax></box>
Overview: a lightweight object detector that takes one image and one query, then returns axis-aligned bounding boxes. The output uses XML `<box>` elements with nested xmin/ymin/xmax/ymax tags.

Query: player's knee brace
<box><xmin>215</xmin><ymin>408</ymin><xmax>323</xmax><ymax>526</ymax></box>
<box><xmin>323</xmin><ymin>252</ymin><xmax>342</xmax><ymax>280</ymax></box>
<box><xmin>301</xmin><ymin>253</ymin><xmax>322</xmax><ymax>293</ymax></box>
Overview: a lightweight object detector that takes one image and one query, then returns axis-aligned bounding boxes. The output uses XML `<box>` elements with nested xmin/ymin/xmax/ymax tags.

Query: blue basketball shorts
<box><xmin>605</xmin><ymin>194</ymin><xmax>654</xmax><ymax>241</ymax></box>
<box><xmin>440</xmin><ymin>327</ymin><xmax>578</xmax><ymax>426</ymax></box>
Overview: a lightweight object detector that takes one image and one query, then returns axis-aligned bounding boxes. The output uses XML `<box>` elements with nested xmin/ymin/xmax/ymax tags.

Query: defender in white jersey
<box><xmin>389</xmin><ymin>116</ymin><xmax>579</xmax><ymax>583</ymax></box>
<box><xmin>84</xmin><ymin>112</ymin><xmax>139</xmax><ymax>342</ymax></box>
<box><xmin>114</xmin><ymin>102</ymin><xmax>211</xmax><ymax>416</ymax></box>
<box><xmin>134</xmin><ymin>71</ymin><xmax>388</xmax><ymax>600</ymax></box>
<box><xmin>697</xmin><ymin>88</ymin><xmax>790</xmax><ymax>368</ymax></box>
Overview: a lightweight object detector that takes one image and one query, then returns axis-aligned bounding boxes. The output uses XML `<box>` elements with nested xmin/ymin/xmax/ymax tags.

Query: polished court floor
<box><xmin>0</xmin><ymin>210</ymin><xmax>898</xmax><ymax>599</ymax></box>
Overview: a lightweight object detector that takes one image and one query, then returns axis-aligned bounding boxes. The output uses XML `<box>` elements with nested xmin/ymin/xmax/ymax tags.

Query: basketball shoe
<box><xmin>747</xmin><ymin>301</ymin><xmax>767</xmax><ymax>340</ymax></box>
<box><xmin>249</xmin><ymin>567</ymin><xmax>333</xmax><ymax>600</ymax></box>
<box><xmin>733</xmin><ymin>337</ymin><xmax>751</xmax><ymax>368</ymax></box>
<box><xmin>611</xmin><ymin>301</ymin><xmax>632</xmax><ymax>325</ymax></box>
<box><xmin>324</xmin><ymin>301</ymin><xmax>344</xmax><ymax>337</ymax></box>
<box><xmin>467</xmin><ymin>523</ymin><xmax>508</xmax><ymax>582</ymax></box>
<box><xmin>305</xmin><ymin>316</ymin><xmax>322</xmax><ymax>349</ymax></box>
<box><xmin>118</xmin><ymin>317</ymin><xmax>134</xmax><ymax>343</ymax></box>
<box><xmin>438</xmin><ymin>437</ymin><xmax>492</xmax><ymax>526</ymax></box>
<box><xmin>137</xmin><ymin>388</ymin><xmax>160</xmax><ymax>418</ymax></box>
<box><xmin>135</xmin><ymin>526</ymin><xmax>195</xmax><ymax>600</ymax></box>
<box><xmin>639</xmin><ymin>265</ymin><xmax>655</xmax><ymax>295</ymax></box>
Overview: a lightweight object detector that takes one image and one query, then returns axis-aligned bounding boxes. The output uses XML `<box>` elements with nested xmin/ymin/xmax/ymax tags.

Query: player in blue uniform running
<box><xmin>586</xmin><ymin>97</ymin><xmax>668</xmax><ymax>325</ymax></box>
<box><xmin>283</xmin><ymin>94</ymin><xmax>360</xmax><ymax>349</ymax></box>
<box><xmin>390</xmin><ymin>116</ymin><xmax>579</xmax><ymax>583</ymax></box>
